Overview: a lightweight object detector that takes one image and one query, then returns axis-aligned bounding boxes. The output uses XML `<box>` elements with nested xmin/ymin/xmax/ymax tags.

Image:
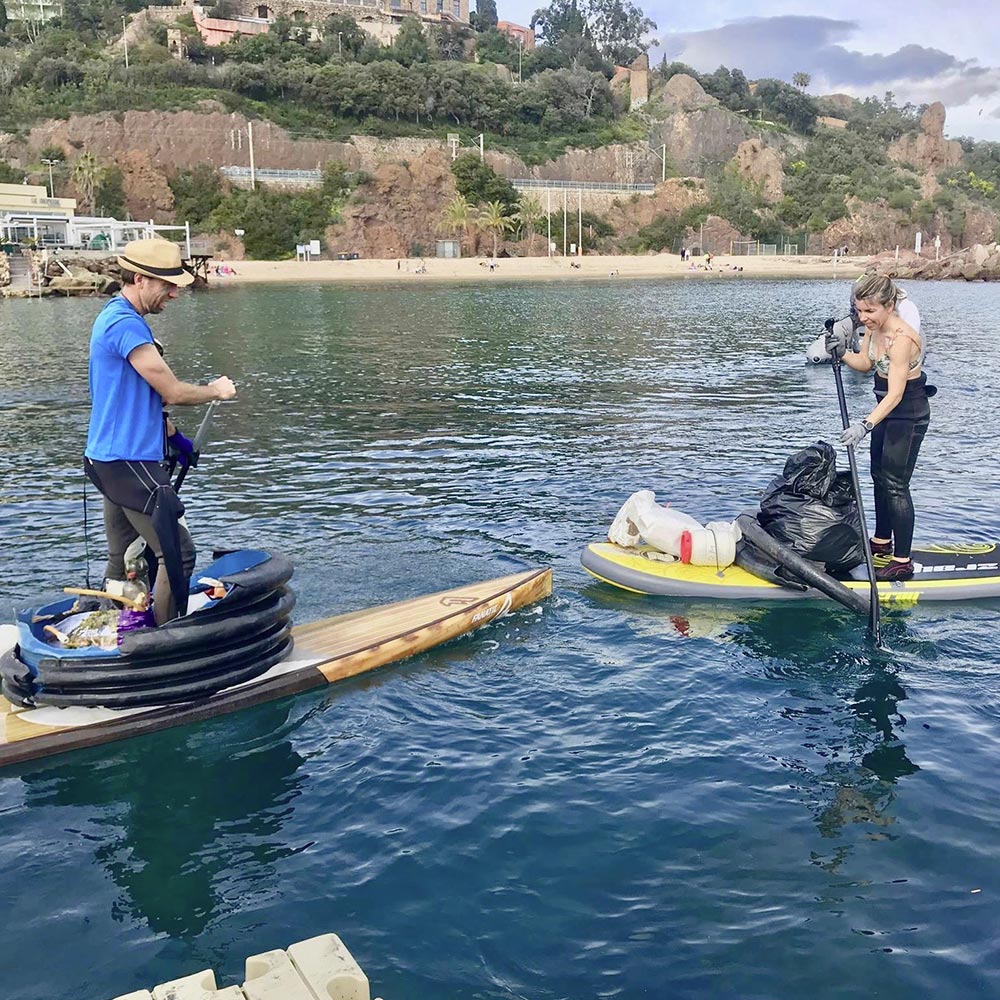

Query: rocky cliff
<box><xmin>603</xmin><ymin>178</ymin><xmax>709</xmax><ymax>235</ymax></box>
<box><xmin>819</xmin><ymin>195</ymin><xmax>999</xmax><ymax>258</ymax></box>
<box><xmin>888</xmin><ymin>101</ymin><xmax>963</xmax><ymax>198</ymax></box>
<box><xmin>325</xmin><ymin>151</ymin><xmax>458</xmax><ymax>259</ymax></box>
<box><xmin>0</xmin><ymin>96</ymin><xmax>804</xmax><ymax>209</ymax></box>
<box><xmin>650</xmin><ymin>107</ymin><xmax>801</xmax><ymax>178</ymax></box>
<box><xmin>731</xmin><ymin>138</ymin><xmax>784</xmax><ymax>203</ymax></box>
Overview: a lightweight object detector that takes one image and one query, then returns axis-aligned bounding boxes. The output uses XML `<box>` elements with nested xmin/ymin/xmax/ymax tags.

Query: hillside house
<box><xmin>191</xmin><ymin>0</ymin><xmax>470</xmax><ymax>47</ymax></box>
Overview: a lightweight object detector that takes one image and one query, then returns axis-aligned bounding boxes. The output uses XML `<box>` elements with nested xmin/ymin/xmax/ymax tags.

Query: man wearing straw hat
<box><xmin>83</xmin><ymin>238</ymin><xmax>237</xmax><ymax>624</ymax></box>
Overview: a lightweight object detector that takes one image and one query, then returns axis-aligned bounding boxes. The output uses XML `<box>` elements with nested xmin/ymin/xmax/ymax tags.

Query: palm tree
<box><xmin>792</xmin><ymin>71</ymin><xmax>811</xmax><ymax>90</ymax></box>
<box><xmin>71</xmin><ymin>152</ymin><xmax>106</xmax><ymax>215</ymax></box>
<box><xmin>438</xmin><ymin>193</ymin><xmax>475</xmax><ymax>255</ymax></box>
<box><xmin>514</xmin><ymin>195</ymin><xmax>543</xmax><ymax>256</ymax></box>
<box><xmin>478</xmin><ymin>200</ymin><xmax>514</xmax><ymax>258</ymax></box>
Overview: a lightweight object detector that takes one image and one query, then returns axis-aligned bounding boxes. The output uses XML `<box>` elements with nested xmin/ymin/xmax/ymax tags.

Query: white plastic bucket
<box><xmin>679</xmin><ymin>521</ymin><xmax>741</xmax><ymax>567</ymax></box>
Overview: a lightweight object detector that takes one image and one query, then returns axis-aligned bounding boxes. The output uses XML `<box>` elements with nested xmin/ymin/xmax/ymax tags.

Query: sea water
<box><xmin>1</xmin><ymin>278</ymin><xmax>999</xmax><ymax>998</ymax></box>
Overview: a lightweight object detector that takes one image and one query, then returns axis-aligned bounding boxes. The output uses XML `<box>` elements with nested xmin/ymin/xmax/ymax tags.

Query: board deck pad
<box><xmin>0</xmin><ymin>568</ymin><xmax>552</xmax><ymax>768</ymax></box>
<box><xmin>867</xmin><ymin>542</ymin><xmax>1000</xmax><ymax>579</ymax></box>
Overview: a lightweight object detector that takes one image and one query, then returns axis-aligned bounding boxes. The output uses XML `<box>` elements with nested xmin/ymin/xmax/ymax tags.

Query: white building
<box><xmin>6</xmin><ymin>0</ymin><xmax>63</xmax><ymax>22</ymax></box>
<box><xmin>0</xmin><ymin>183</ymin><xmax>194</xmax><ymax>255</ymax></box>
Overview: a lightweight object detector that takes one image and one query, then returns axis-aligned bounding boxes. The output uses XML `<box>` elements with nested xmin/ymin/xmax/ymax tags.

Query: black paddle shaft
<box><xmin>830</xmin><ymin>352</ymin><xmax>882</xmax><ymax>645</ymax></box>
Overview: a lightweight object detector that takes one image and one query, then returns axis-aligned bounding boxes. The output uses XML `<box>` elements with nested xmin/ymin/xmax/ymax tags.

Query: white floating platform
<box><xmin>110</xmin><ymin>933</ymin><xmax>374</xmax><ymax>1000</ymax></box>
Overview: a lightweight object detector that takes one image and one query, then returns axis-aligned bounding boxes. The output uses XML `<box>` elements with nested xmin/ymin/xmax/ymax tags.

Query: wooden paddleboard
<box><xmin>0</xmin><ymin>567</ymin><xmax>551</xmax><ymax>768</ymax></box>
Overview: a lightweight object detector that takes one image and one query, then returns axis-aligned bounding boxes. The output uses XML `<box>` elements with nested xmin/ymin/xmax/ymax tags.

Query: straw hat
<box><xmin>117</xmin><ymin>238</ymin><xmax>194</xmax><ymax>287</ymax></box>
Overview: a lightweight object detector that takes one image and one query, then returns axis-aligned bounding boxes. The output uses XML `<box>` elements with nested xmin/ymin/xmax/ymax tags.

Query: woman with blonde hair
<box><xmin>824</xmin><ymin>272</ymin><xmax>934</xmax><ymax>580</ymax></box>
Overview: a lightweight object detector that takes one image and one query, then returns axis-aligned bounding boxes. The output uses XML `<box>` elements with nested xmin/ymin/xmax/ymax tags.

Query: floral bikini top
<box><xmin>867</xmin><ymin>327</ymin><xmax>924</xmax><ymax>377</ymax></box>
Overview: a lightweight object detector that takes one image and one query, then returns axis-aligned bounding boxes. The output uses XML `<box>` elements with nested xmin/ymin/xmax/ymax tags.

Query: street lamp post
<box><xmin>122</xmin><ymin>15</ymin><xmax>129</xmax><ymax>69</ymax></box>
<box><xmin>518</xmin><ymin>36</ymin><xmax>523</xmax><ymax>84</ymax></box>
<box><xmin>41</xmin><ymin>158</ymin><xmax>60</xmax><ymax>198</ymax></box>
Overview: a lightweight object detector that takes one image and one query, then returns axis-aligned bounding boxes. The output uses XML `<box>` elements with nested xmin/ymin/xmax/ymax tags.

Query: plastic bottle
<box><xmin>123</xmin><ymin>553</ymin><xmax>150</xmax><ymax>608</ymax></box>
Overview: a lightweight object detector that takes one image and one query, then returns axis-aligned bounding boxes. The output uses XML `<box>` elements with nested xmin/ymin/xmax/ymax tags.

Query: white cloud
<box><xmin>657</xmin><ymin>14</ymin><xmax>1000</xmax><ymax>141</ymax></box>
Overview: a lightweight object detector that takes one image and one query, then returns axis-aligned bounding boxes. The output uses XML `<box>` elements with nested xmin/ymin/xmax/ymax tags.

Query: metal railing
<box><xmin>220</xmin><ymin>167</ymin><xmax>658</xmax><ymax>195</ymax></box>
<box><xmin>219</xmin><ymin>167</ymin><xmax>658</xmax><ymax>196</ymax></box>
<box><xmin>222</xmin><ymin>166</ymin><xmax>322</xmax><ymax>183</ymax></box>
<box><xmin>511</xmin><ymin>178</ymin><xmax>656</xmax><ymax>194</ymax></box>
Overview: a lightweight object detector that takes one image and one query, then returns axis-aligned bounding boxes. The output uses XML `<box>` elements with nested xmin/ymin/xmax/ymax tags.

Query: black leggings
<box><xmin>870</xmin><ymin>376</ymin><xmax>930</xmax><ymax>559</ymax></box>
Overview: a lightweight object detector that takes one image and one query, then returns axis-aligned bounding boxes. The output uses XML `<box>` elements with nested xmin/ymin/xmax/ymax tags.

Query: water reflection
<box><xmin>741</xmin><ymin>610</ymin><xmax>919</xmax><ymax>857</ymax></box>
<box><xmin>16</xmin><ymin>700</ymin><xmax>309</xmax><ymax>937</ymax></box>
<box><xmin>585</xmin><ymin>586</ymin><xmax>920</xmax><ymax>860</ymax></box>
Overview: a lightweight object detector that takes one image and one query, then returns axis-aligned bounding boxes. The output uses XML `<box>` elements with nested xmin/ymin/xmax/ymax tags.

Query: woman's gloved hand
<box><xmin>824</xmin><ymin>321</ymin><xmax>847</xmax><ymax>358</ymax></box>
<box><xmin>840</xmin><ymin>421</ymin><xmax>871</xmax><ymax>447</ymax></box>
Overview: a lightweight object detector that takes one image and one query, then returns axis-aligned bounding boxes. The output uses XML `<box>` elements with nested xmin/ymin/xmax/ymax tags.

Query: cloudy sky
<box><xmin>499</xmin><ymin>0</ymin><xmax>1000</xmax><ymax>142</ymax></box>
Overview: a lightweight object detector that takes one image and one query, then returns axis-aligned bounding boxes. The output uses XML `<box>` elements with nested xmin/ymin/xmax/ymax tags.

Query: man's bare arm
<box><xmin>128</xmin><ymin>344</ymin><xmax>236</xmax><ymax>405</ymax></box>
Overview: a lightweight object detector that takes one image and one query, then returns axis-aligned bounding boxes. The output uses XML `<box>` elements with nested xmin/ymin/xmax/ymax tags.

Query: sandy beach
<box><xmin>215</xmin><ymin>253</ymin><xmax>868</xmax><ymax>285</ymax></box>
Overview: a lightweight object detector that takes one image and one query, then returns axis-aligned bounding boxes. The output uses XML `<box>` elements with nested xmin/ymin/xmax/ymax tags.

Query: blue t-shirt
<box><xmin>85</xmin><ymin>296</ymin><xmax>165</xmax><ymax>462</ymax></box>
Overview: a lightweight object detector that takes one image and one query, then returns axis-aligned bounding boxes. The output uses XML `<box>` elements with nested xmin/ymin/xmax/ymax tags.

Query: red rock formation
<box><xmin>888</xmin><ymin>102</ymin><xmax>963</xmax><ymax>174</ymax></box>
<box><xmin>731</xmin><ymin>138</ymin><xmax>784</xmax><ymax>203</ymax></box>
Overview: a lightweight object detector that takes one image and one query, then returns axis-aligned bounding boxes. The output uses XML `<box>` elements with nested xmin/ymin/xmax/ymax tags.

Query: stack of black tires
<box><xmin>2</xmin><ymin>552</ymin><xmax>295</xmax><ymax>709</ymax></box>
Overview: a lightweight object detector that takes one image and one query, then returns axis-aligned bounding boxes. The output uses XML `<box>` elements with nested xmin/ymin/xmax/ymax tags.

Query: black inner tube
<box><xmin>1</xmin><ymin>554</ymin><xmax>297</xmax><ymax>709</ymax></box>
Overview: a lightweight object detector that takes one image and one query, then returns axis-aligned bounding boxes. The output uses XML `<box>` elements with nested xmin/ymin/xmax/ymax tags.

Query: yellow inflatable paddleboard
<box><xmin>582</xmin><ymin>541</ymin><xmax>1000</xmax><ymax>604</ymax></box>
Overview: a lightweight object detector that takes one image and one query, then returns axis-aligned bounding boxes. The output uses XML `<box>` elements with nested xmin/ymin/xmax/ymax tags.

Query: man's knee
<box><xmin>179</xmin><ymin>528</ymin><xmax>197</xmax><ymax>575</ymax></box>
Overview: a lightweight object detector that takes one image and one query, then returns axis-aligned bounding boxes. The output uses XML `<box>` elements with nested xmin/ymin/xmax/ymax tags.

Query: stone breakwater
<box><xmin>873</xmin><ymin>242</ymin><xmax>1000</xmax><ymax>281</ymax></box>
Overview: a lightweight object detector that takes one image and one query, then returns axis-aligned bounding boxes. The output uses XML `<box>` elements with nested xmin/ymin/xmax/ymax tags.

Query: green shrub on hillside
<box><xmin>753</xmin><ymin>78</ymin><xmax>818</xmax><ymax>134</ymax></box>
<box><xmin>451</xmin><ymin>154</ymin><xmax>519</xmax><ymax>211</ymax></box>
<box><xmin>169</xmin><ymin>164</ymin><xmax>226</xmax><ymax>230</ymax></box>
<box><xmin>205</xmin><ymin>187</ymin><xmax>327</xmax><ymax>259</ymax></box>
<box><xmin>187</xmin><ymin>160</ymin><xmax>367</xmax><ymax>258</ymax></box>
<box><xmin>475</xmin><ymin>27</ymin><xmax>519</xmax><ymax>71</ymax></box>
<box><xmin>939</xmin><ymin>165</ymin><xmax>1000</xmax><ymax>209</ymax></box>
<box><xmin>95</xmin><ymin>165</ymin><xmax>126</xmax><ymax>218</ymax></box>
<box><xmin>635</xmin><ymin>204</ymin><xmax>706</xmax><ymax>251</ymax></box>
<box><xmin>847</xmin><ymin>93</ymin><xmax>925</xmax><ymax>143</ymax></box>
<box><xmin>0</xmin><ymin>160</ymin><xmax>24</xmax><ymax>183</ymax></box>
<box><xmin>776</xmin><ymin>127</ymin><xmax>919</xmax><ymax>230</ymax></box>
<box><xmin>705</xmin><ymin>165</ymin><xmax>765</xmax><ymax>237</ymax></box>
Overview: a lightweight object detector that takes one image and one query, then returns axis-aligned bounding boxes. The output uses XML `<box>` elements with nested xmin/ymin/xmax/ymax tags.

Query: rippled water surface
<box><xmin>2</xmin><ymin>278</ymin><xmax>1000</xmax><ymax>999</ymax></box>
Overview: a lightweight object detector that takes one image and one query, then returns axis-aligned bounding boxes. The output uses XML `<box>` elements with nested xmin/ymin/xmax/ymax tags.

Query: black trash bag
<box><xmin>757</xmin><ymin>441</ymin><xmax>864</xmax><ymax>573</ymax></box>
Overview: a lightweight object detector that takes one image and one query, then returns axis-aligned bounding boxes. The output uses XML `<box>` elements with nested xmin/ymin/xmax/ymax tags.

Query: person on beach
<box><xmin>825</xmin><ymin>272</ymin><xmax>932</xmax><ymax>581</ymax></box>
<box><xmin>84</xmin><ymin>239</ymin><xmax>237</xmax><ymax>623</ymax></box>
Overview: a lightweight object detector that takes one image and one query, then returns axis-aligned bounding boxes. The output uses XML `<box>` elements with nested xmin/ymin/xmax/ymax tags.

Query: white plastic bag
<box><xmin>607</xmin><ymin>491</ymin><xmax>741</xmax><ymax>567</ymax></box>
<box><xmin>608</xmin><ymin>490</ymin><xmax>703</xmax><ymax>556</ymax></box>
